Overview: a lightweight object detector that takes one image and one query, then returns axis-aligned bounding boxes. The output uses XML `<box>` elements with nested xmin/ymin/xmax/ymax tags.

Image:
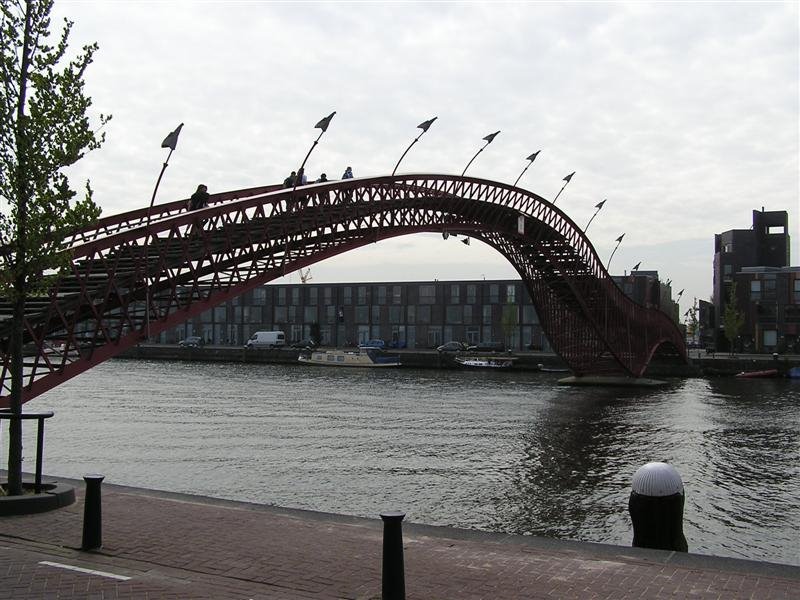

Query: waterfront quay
<box><xmin>120</xmin><ymin>343</ymin><xmax>800</xmax><ymax>378</ymax></box>
<box><xmin>2</xmin><ymin>476</ymin><xmax>799</xmax><ymax>599</ymax></box>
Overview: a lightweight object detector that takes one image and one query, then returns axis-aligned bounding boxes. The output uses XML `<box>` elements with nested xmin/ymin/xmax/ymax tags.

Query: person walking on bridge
<box><xmin>188</xmin><ymin>184</ymin><xmax>209</xmax><ymax>211</ymax></box>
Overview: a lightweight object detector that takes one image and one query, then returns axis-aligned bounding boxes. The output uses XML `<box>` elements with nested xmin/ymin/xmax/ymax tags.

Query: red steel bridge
<box><xmin>0</xmin><ymin>175</ymin><xmax>687</xmax><ymax>407</ymax></box>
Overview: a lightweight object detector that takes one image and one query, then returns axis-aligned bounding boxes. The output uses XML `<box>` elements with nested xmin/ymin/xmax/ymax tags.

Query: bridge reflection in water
<box><xmin>26</xmin><ymin>359</ymin><xmax>800</xmax><ymax>567</ymax></box>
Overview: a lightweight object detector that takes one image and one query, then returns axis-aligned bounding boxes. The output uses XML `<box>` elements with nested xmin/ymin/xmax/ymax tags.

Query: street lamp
<box><xmin>392</xmin><ymin>117</ymin><xmax>437</xmax><ymax>176</ymax></box>
<box><xmin>145</xmin><ymin>122</ymin><xmax>183</xmax><ymax>340</ymax></box>
<box><xmin>513</xmin><ymin>151</ymin><xmax>540</xmax><ymax>187</ymax></box>
<box><xmin>461</xmin><ymin>131</ymin><xmax>500</xmax><ymax>177</ymax></box>
<box><xmin>292</xmin><ymin>111</ymin><xmax>336</xmax><ymax>195</ymax></box>
<box><xmin>148</xmin><ymin>123</ymin><xmax>184</xmax><ymax>224</ymax></box>
<box><xmin>608</xmin><ymin>233</ymin><xmax>624</xmax><ymax>270</ymax></box>
<box><xmin>585</xmin><ymin>199</ymin><xmax>606</xmax><ymax>232</ymax></box>
<box><xmin>552</xmin><ymin>171</ymin><xmax>575</xmax><ymax>205</ymax></box>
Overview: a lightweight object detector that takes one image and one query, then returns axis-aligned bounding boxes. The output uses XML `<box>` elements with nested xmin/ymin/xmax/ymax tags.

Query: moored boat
<box><xmin>454</xmin><ymin>355</ymin><xmax>516</xmax><ymax>369</ymax></box>
<box><xmin>735</xmin><ymin>369</ymin><xmax>780</xmax><ymax>378</ymax></box>
<box><xmin>298</xmin><ymin>348</ymin><xmax>401</xmax><ymax>368</ymax></box>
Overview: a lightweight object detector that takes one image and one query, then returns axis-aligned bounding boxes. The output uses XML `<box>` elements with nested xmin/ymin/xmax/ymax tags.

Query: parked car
<box><xmin>179</xmin><ymin>336</ymin><xmax>205</xmax><ymax>348</ymax></box>
<box><xmin>467</xmin><ymin>341</ymin><xmax>506</xmax><ymax>353</ymax></box>
<box><xmin>290</xmin><ymin>338</ymin><xmax>317</xmax><ymax>349</ymax></box>
<box><xmin>359</xmin><ymin>339</ymin><xmax>385</xmax><ymax>349</ymax></box>
<box><xmin>437</xmin><ymin>341</ymin><xmax>468</xmax><ymax>353</ymax></box>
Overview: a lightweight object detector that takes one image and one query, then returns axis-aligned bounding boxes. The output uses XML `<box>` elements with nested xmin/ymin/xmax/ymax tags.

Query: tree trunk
<box><xmin>6</xmin><ymin>0</ymin><xmax>34</xmax><ymax>497</ymax></box>
<box><xmin>7</xmin><ymin>286</ymin><xmax>24</xmax><ymax>496</ymax></box>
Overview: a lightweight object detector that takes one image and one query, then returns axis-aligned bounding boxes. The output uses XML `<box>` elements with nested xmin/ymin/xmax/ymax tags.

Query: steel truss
<box><xmin>0</xmin><ymin>175</ymin><xmax>686</xmax><ymax>406</ymax></box>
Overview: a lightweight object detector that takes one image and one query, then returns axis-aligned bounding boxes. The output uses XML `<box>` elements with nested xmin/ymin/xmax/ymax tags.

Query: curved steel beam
<box><xmin>0</xmin><ymin>175</ymin><xmax>686</xmax><ymax>405</ymax></box>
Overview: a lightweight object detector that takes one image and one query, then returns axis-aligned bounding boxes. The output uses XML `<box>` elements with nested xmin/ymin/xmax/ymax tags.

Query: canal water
<box><xmin>20</xmin><ymin>359</ymin><xmax>800</xmax><ymax>566</ymax></box>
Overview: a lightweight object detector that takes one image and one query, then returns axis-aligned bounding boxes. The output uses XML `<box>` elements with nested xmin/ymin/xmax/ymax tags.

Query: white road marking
<box><xmin>38</xmin><ymin>560</ymin><xmax>132</xmax><ymax>581</ymax></box>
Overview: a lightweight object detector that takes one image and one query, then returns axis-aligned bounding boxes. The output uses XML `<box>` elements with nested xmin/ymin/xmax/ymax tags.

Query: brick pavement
<box><xmin>1</xmin><ymin>477</ymin><xmax>799</xmax><ymax>599</ymax></box>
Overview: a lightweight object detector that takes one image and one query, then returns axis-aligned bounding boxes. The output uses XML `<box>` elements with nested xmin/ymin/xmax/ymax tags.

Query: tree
<box><xmin>0</xmin><ymin>0</ymin><xmax>109</xmax><ymax>495</ymax></box>
<box><xmin>722</xmin><ymin>282</ymin><xmax>745</xmax><ymax>357</ymax></box>
<box><xmin>501</xmin><ymin>300</ymin><xmax>517</xmax><ymax>350</ymax></box>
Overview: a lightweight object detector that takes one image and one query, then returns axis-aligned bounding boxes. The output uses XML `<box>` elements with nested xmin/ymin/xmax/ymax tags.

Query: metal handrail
<box><xmin>0</xmin><ymin>410</ymin><xmax>54</xmax><ymax>493</ymax></box>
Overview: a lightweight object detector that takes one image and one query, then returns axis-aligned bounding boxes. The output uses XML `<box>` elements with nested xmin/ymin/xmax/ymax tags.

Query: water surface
<box><xmin>20</xmin><ymin>359</ymin><xmax>800</xmax><ymax>566</ymax></box>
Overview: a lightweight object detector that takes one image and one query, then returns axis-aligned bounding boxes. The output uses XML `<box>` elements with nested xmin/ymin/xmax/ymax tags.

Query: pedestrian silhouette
<box><xmin>188</xmin><ymin>184</ymin><xmax>209</xmax><ymax>211</ymax></box>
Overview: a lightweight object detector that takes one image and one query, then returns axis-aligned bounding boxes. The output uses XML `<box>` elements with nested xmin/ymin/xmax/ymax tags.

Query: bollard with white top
<box><xmin>628</xmin><ymin>462</ymin><xmax>688</xmax><ymax>552</ymax></box>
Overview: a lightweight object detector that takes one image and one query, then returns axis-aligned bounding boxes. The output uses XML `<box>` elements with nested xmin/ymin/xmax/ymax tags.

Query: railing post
<box><xmin>82</xmin><ymin>474</ymin><xmax>105</xmax><ymax>551</ymax></box>
<box><xmin>34</xmin><ymin>416</ymin><xmax>46</xmax><ymax>493</ymax></box>
<box><xmin>380</xmin><ymin>510</ymin><xmax>406</xmax><ymax>600</ymax></box>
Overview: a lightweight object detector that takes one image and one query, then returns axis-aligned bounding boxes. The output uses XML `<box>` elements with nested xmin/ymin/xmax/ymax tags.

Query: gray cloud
<box><xmin>51</xmin><ymin>1</ymin><xmax>798</xmax><ymax>313</ymax></box>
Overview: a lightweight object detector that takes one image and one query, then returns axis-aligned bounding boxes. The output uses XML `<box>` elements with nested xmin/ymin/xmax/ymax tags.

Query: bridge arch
<box><xmin>1</xmin><ymin>174</ymin><xmax>686</xmax><ymax>405</ymax></box>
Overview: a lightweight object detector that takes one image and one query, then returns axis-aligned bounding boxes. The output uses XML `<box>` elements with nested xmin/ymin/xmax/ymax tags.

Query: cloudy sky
<box><xmin>52</xmin><ymin>1</ymin><xmax>798</xmax><ymax>316</ymax></box>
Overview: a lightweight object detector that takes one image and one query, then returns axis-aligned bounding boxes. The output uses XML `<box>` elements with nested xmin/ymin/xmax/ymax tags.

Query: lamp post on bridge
<box><xmin>585</xmin><ymin>199</ymin><xmax>606</xmax><ymax>232</ymax></box>
<box><xmin>144</xmin><ymin>123</ymin><xmax>184</xmax><ymax>340</ymax></box>
<box><xmin>461</xmin><ymin>131</ymin><xmax>500</xmax><ymax>177</ymax></box>
<box><xmin>608</xmin><ymin>233</ymin><xmax>624</xmax><ymax>271</ymax></box>
<box><xmin>292</xmin><ymin>111</ymin><xmax>336</xmax><ymax>196</ymax></box>
<box><xmin>552</xmin><ymin>171</ymin><xmax>575</xmax><ymax>205</ymax></box>
<box><xmin>513</xmin><ymin>151</ymin><xmax>540</xmax><ymax>187</ymax></box>
<box><xmin>392</xmin><ymin>117</ymin><xmax>437</xmax><ymax>176</ymax></box>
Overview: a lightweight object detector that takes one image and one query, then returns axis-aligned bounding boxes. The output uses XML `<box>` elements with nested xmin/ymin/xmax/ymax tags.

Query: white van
<box><xmin>245</xmin><ymin>331</ymin><xmax>286</xmax><ymax>349</ymax></box>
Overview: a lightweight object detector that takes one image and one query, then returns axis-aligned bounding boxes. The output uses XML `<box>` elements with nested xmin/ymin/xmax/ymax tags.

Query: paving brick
<box><xmin>1</xmin><ymin>479</ymin><xmax>799</xmax><ymax>599</ymax></box>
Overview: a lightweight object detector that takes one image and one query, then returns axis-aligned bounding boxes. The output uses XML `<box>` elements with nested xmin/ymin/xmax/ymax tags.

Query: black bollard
<box><xmin>628</xmin><ymin>462</ymin><xmax>688</xmax><ymax>552</ymax></box>
<box><xmin>380</xmin><ymin>510</ymin><xmax>406</xmax><ymax>600</ymax></box>
<box><xmin>82</xmin><ymin>474</ymin><xmax>105</xmax><ymax>551</ymax></box>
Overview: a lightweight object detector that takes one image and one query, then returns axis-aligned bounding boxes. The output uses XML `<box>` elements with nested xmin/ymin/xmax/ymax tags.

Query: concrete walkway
<box><xmin>1</xmin><ymin>476</ymin><xmax>798</xmax><ymax>599</ymax></box>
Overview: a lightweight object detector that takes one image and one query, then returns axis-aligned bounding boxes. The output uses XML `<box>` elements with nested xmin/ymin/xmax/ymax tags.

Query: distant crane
<box><xmin>299</xmin><ymin>268</ymin><xmax>313</xmax><ymax>284</ymax></box>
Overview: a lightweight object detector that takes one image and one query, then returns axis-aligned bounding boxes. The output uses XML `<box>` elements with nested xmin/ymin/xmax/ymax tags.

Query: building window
<box><xmin>522</xmin><ymin>305</ymin><xmax>538</xmax><ymax>324</ymax></box>
<box><xmin>291</xmin><ymin>288</ymin><xmax>300</xmax><ymax>306</ymax></box>
<box><xmin>324</xmin><ymin>287</ymin><xmax>332</xmax><ymax>305</ymax></box>
<box><xmin>483</xmin><ymin>305</ymin><xmax>492</xmax><ymax>325</ymax></box>
<box><xmin>372</xmin><ymin>305</ymin><xmax>381</xmax><ymax>322</ymax></box>
<box><xmin>506</xmin><ymin>284</ymin><xmax>516</xmax><ymax>304</ymax></box>
<box><xmin>450</xmin><ymin>284</ymin><xmax>460</xmax><ymax>304</ymax></box>
<box><xmin>277</xmin><ymin>287</ymin><xmax>286</xmax><ymax>306</ymax></box>
<box><xmin>288</xmin><ymin>306</ymin><xmax>297</xmax><ymax>321</ymax></box>
<box><xmin>763</xmin><ymin>279</ymin><xmax>776</xmax><ymax>300</ymax></box>
<box><xmin>408</xmin><ymin>305</ymin><xmax>416</xmax><ymax>324</ymax></box>
<box><xmin>274</xmin><ymin>306</ymin><xmax>287</xmax><ymax>323</ymax></box>
<box><xmin>417</xmin><ymin>305</ymin><xmax>431</xmax><ymax>324</ymax></box>
<box><xmin>763</xmin><ymin>329</ymin><xmax>777</xmax><ymax>347</ymax></box>
<box><xmin>389</xmin><ymin>305</ymin><xmax>402</xmax><ymax>324</ymax></box>
<box><xmin>325</xmin><ymin>305</ymin><xmax>335</xmax><ymax>324</ymax></box>
<box><xmin>750</xmin><ymin>280</ymin><xmax>761</xmax><ymax>301</ymax></box>
<box><xmin>723</xmin><ymin>264</ymin><xmax>733</xmax><ymax>281</ymax></box>
<box><xmin>304</xmin><ymin>306</ymin><xmax>316</xmax><ymax>323</ymax></box>
<box><xmin>392</xmin><ymin>285</ymin><xmax>402</xmax><ymax>304</ymax></box>
<box><xmin>308</xmin><ymin>287</ymin><xmax>318</xmax><ymax>305</ymax></box>
<box><xmin>355</xmin><ymin>306</ymin><xmax>369</xmax><ymax>323</ymax></box>
<box><xmin>463</xmin><ymin>305</ymin><xmax>472</xmax><ymax>324</ymax></box>
<box><xmin>357</xmin><ymin>286</ymin><xmax>367</xmax><ymax>304</ymax></box>
<box><xmin>489</xmin><ymin>284</ymin><xmax>499</xmax><ymax>304</ymax></box>
<box><xmin>343</xmin><ymin>287</ymin><xmax>352</xmax><ymax>305</ymax></box>
<box><xmin>794</xmin><ymin>279</ymin><xmax>800</xmax><ymax>303</ymax></box>
<box><xmin>446</xmin><ymin>305</ymin><xmax>463</xmax><ymax>324</ymax></box>
<box><xmin>467</xmin><ymin>284</ymin><xmax>477</xmax><ymax>304</ymax></box>
<box><xmin>253</xmin><ymin>288</ymin><xmax>267</xmax><ymax>305</ymax></box>
<box><xmin>244</xmin><ymin>306</ymin><xmax>262</xmax><ymax>322</ymax></box>
<box><xmin>214</xmin><ymin>306</ymin><xmax>226</xmax><ymax>322</ymax></box>
<box><xmin>419</xmin><ymin>285</ymin><xmax>436</xmax><ymax>304</ymax></box>
<box><xmin>427</xmin><ymin>327</ymin><xmax>442</xmax><ymax>348</ymax></box>
<box><xmin>378</xmin><ymin>286</ymin><xmax>387</xmax><ymax>304</ymax></box>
